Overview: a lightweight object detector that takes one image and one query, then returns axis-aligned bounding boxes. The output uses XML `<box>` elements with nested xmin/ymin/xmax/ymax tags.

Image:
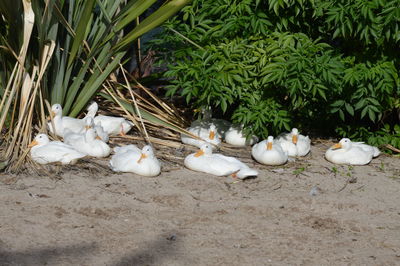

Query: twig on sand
<box><xmin>96</xmin><ymin>185</ymin><xmax>150</xmax><ymax>203</ymax></box>
<box><xmin>338</xmin><ymin>177</ymin><xmax>357</xmax><ymax>192</ymax></box>
<box><xmin>189</xmin><ymin>193</ymin><xmax>220</xmax><ymax>202</ymax></box>
<box><xmin>350</xmin><ymin>185</ymin><xmax>365</xmax><ymax>193</ymax></box>
<box><xmin>270</xmin><ymin>182</ymin><xmax>282</xmax><ymax>191</ymax></box>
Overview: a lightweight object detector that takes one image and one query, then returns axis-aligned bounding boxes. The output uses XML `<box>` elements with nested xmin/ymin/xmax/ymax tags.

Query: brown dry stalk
<box><xmin>385</xmin><ymin>144</ymin><xmax>400</xmax><ymax>153</ymax></box>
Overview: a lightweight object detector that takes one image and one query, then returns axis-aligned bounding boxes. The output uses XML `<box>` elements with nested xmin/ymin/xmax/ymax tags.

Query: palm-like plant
<box><xmin>0</xmin><ymin>0</ymin><xmax>191</xmax><ymax>171</ymax></box>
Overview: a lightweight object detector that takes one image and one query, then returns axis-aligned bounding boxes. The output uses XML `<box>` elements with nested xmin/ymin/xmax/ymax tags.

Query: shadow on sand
<box><xmin>0</xmin><ymin>232</ymin><xmax>182</xmax><ymax>265</ymax></box>
<box><xmin>0</xmin><ymin>242</ymin><xmax>97</xmax><ymax>265</ymax></box>
<box><xmin>113</xmin><ymin>233</ymin><xmax>182</xmax><ymax>266</ymax></box>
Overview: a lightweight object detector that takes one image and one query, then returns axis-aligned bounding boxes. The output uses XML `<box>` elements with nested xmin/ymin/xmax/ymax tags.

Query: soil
<box><xmin>0</xmin><ymin>141</ymin><xmax>399</xmax><ymax>265</ymax></box>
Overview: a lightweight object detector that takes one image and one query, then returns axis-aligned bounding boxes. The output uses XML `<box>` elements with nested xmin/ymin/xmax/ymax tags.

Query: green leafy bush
<box><xmin>151</xmin><ymin>0</ymin><xmax>400</xmax><ymax>145</ymax></box>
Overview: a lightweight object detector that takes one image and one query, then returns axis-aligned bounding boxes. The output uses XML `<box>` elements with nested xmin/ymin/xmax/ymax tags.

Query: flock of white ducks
<box><xmin>31</xmin><ymin>102</ymin><xmax>159</xmax><ymax>176</ymax></box>
<box><xmin>29</xmin><ymin>104</ymin><xmax>381</xmax><ymax>177</ymax></box>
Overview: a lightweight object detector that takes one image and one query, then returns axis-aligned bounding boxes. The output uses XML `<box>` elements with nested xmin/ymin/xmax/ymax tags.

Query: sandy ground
<box><xmin>0</xmin><ymin>141</ymin><xmax>399</xmax><ymax>265</ymax></box>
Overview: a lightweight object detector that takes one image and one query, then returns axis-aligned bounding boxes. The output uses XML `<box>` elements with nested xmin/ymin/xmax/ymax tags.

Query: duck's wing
<box><xmin>206</xmin><ymin>155</ymin><xmax>241</xmax><ymax>176</ymax></box>
<box><xmin>110</xmin><ymin>150</ymin><xmax>141</xmax><ymax>171</ymax></box>
<box><xmin>94</xmin><ymin>115</ymin><xmax>125</xmax><ymax>134</ymax></box>
<box><xmin>213</xmin><ymin>154</ymin><xmax>246</xmax><ymax>168</ymax></box>
<box><xmin>299</xmin><ymin>135</ymin><xmax>311</xmax><ymax>143</ymax></box>
<box><xmin>113</xmin><ymin>144</ymin><xmax>140</xmax><ymax>154</ymax></box>
<box><xmin>214</xmin><ymin>154</ymin><xmax>258</xmax><ymax>178</ymax></box>
<box><xmin>63</xmin><ymin>130</ymin><xmax>84</xmax><ymax>145</ymax></box>
<box><xmin>61</xmin><ymin>117</ymin><xmax>85</xmax><ymax>134</ymax></box>
<box><xmin>34</xmin><ymin>142</ymin><xmax>85</xmax><ymax>162</ymax></box>
<box><xmin>353</xmin><ymin>143</ymin><xmax>380</xmax><ymax>157</ymax></box>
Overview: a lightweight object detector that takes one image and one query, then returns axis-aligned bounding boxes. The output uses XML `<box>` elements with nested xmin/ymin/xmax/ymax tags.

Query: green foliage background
<box><xmin>151</xmin><ymin>0</ymin><xmax>400</xmax><ymax>149</ymax></box>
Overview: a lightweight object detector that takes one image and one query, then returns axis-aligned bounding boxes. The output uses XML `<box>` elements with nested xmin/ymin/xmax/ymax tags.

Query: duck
<box><xmin>224</xmin><ymin>124</ymin><xmax>258</xmax><ymax>146</ymax></box>
<box><xmin>67</xmin><ymin>128</ymin><xmax>111</xmax><ymax>158</ymax></box>
<box><xmin>325</xmin><ymin>138</ymin><xmax>376</xmax><ymax>165</ymax></box>
<box><xmin>190</xmin><ymin>107</ymin><xmax>231</xmax><ymax>136</ymax></box>
<box><xmin>252</xmin><ymin>136</ymin><xmax>288</xmax><ymax>165</ymax></box>
<box><xmin>110</xmin><ymin>145</ymin><xmax>161</xmax><ymax>176</ymax></box>
<box><xmin>28</xmin><ymin>133</ymin><xmax>86</xmax><ymax>164</ymax></box>
<box><xmin>63</xmin><ymin>117</ymin><xmax>109</xmax><ymax>144</ymax></box>
<box><xmin>276</xmin><ymin>128</ymin><xmax>311</xmax><ymax>156</ymax></box>
<box><xmin>181</xmin><ymin>124</ymin><xmax>221</xmax><ymax>148</ymax></box>
<box><xmin>47</xmin><ymin>104</ymin><xmax>87</xmax><ymax>137</ymax></box>
<box><xmin>85</xmin><ymin>101</ymin><xmax>134</xmax><ymax>136</ymax></box>
<box><xmin>63</xmin><ymin>117</ymin><xmax>93</xmax><ymax>145</ymax></box>
<box><xmin>184</xmin><ymin>144</ymin><xmax>258</xmax><ymax>178</ymax></box>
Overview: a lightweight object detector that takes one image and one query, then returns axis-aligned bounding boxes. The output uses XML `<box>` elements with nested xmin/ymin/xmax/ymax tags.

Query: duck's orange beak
<box><xmin>137</xmin><ymin>153</ymin><xmax>147</xmax><ymax>163</ymax></box>
<box><xmin>85</xmin><ymin>125</ymin><xmax>92</xmax><ymax>130</ymax></box>
<box><xmin>28</xmin><ymin>140</ymin><xmax>38</xmax><ymax>148</ymax></box>
<box><xmin>292</xmin><ymin>135</ymin><xmax>298</xmax><ymax>144</ymax></box>
<box><xmin>266</xmin><ymin>142</ymin><xmax>273</xmax><ymax>150</ymax></box>
<box><xmin>331</xmin><ymin>143</ymin><xmax>342</xmax><ymax>150</ymax></box>
<box><xmin>95</xmin><ymin>135</ymin><xmax>102</xmax><ymax>140</ymax></box>
<box><xmin>47</xmin><ymin>111</ymin><xmax>56</xmax><ymax>121</ymax></box>
<box><xmin>209</xmin><ymin>130</ymin><xmax>215</xmax><ymax>140</ymax></box>
<box><xmin>194</xmin><ymin>149</ymin><xmax>204</xmax><ymax>157</ymax></box>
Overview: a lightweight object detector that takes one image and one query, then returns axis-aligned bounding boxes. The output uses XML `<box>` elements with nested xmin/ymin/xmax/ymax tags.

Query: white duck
<box><xmin>63</xmin><ymin>117</ymin><xmax>93</xmax><ymax>145</ymax></box>
<box><xmin>325</xmin><ymin>138</ymin><xmax>376</xmax><ymax>165</ymax></box>
<box><xmin>85</xmin><ymin>101</ymin><xmax>134</xmax><ymax>136</ymax></box>
<box><xmin>224</xmin><ymin>125</ymin><xmax>258</xmax><ymax>146</ymax></box>
<box><xmin>184</xmin><ymin>144</ymin><xmax>258</xmax><ymax>178</ymax></box>
<box><xmin>252</xmin><ymin>136</ymin><xmax>288</xmax><ymax>165</ymax></box>
<box><xmin>47</xmin><ymin>104</ymin><xmax>86</xmax><ymax>137</ymax></box>
<box><xmin>276</xmin><ymin>128</ymin><xmax>311</xmax><ymax>156</ymax></box>
<box><xmin>29</xmin><ymin>134</ymin><xmax>86</xmax><ymax>165</ymax></box>
<box><xmin>110</xmin><ymin>145</ymin><xmax>161</xmax><ymax>176</ymax></box>
<box><xmin>190</xmin><ymin>107</ymin><xmax>231</xmax><ymax>136</ymax></box>
<box><xmin>67</xmin><ymin>116</ymin><xmax>109</xmax><ymax>143</ymax></box>
<box><xmin>68</xmin><ymin>128</ymin><xmax>111</xmax><ymax>158</ymax></box>
<box><xmin>181</xmin><ymin>124</ymin><xmax>221</xmax><ymax>148</ymax></box>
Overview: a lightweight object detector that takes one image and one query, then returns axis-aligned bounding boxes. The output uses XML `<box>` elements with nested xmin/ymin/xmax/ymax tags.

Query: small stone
<box><xmin>309</xmin><ymin>186</ymin><xmax>320</xmax><ymax>196</ymax></box>
<box><xmin>272</xmin><ymin>168</ymin><xmax>285</xmax><ymax>173</ymax></box>
<box><xmin>166</xmin><ymin>234</ymin><xmax>176</xmax><ymax>241</ymax></box>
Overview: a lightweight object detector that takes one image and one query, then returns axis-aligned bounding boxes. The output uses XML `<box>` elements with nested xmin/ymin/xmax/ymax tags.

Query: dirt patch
<box><xmin>0</xmin><ymin>142</ymin><xmax>399</xmax><ymax>265</ymax></box>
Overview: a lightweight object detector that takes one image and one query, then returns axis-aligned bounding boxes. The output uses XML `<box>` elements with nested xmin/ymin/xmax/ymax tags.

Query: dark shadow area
<box><xmin>113</xmin><ymin>233</ymin><xmax>182</xmax><ymax>266</ymax></box>
<box><xmin>0</xmin><ymin>243</ymin><xmax>97</xmax><ymax>265</ymax></box>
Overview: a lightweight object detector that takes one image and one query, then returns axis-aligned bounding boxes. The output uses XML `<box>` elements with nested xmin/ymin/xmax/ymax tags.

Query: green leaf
<box><xmin>345</xmin><ymin>103</ymin><xmax>354</xmax><ymax>116</ymax></box>
<box><xmin>67</xmin><ymin>0</ymin><xmax>96</xmax><ymax>68</ymax></box>
<box><xmin>339</xmin><ymin>109</ymin><xmax>345</xmax><ymax>121</ymax></box>
<box><xmin>368</xmin><ymin>109</ymin><xmax>376</xmax><ymax>122</ymax></box>
<box><xmin>331</xmin><ymin>100</ymin><xmax>344</xmax><ymax>107</ymax></box>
